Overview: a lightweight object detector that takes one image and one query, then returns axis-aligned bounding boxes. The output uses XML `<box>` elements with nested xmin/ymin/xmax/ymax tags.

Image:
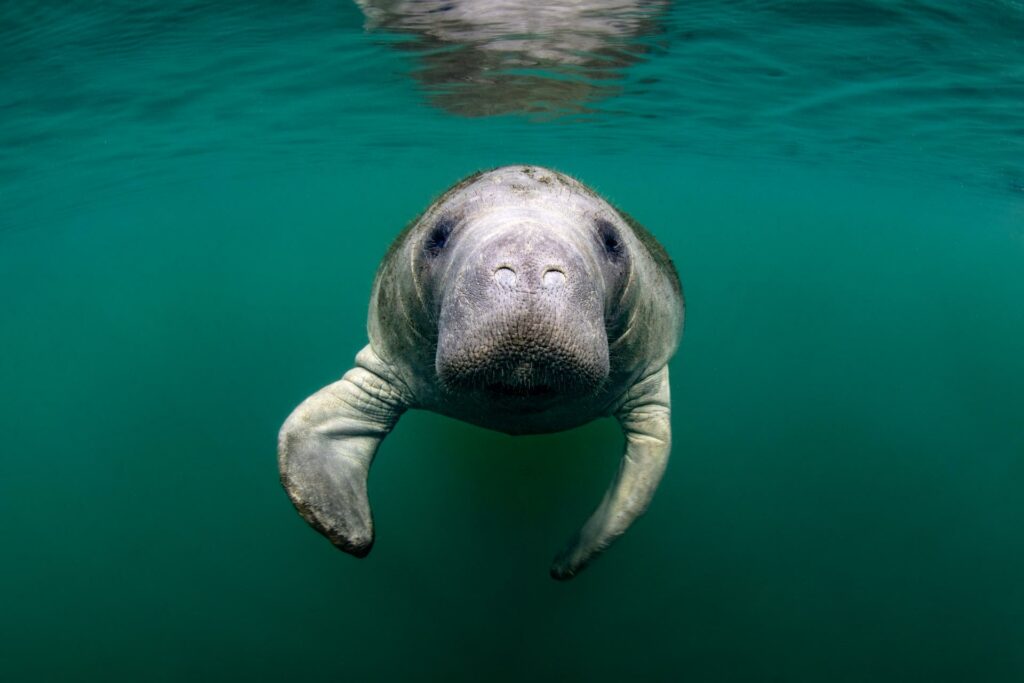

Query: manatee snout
<box><xmin>435</xmin><ymin>227</ymin><xmax>609</xmax><ymax>402</ymax></box>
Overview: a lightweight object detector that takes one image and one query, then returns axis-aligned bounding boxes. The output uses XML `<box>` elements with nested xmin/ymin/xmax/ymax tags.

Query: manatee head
<box><xmin>411</xmin><ymin>166</ymin><xmax>633</xmax><ymax>411</ymax></box>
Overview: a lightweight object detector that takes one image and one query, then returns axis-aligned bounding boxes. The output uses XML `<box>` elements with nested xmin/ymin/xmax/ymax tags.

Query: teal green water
<box><xmin>2</xmin><ymin>3</ymin><xmax>1023</xmax><ymax>681</ymax></box>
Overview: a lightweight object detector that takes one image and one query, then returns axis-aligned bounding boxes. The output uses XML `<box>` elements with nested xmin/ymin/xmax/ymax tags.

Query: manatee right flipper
<box><xmin>550</xmin><ymin>366</ymin><xmax>672</xmax><ymax>580</ymax></box>
<box><xmin>278</xmin><ymin>346</ymin><xmax>408</xmax><ymax>556</ymax></box>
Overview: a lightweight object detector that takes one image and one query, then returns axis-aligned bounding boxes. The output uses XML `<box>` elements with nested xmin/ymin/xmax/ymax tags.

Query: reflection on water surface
<box><xmin>356</xmin><ymin>0</ymin><xmax>667</xmax><ymax>116</ymax></box>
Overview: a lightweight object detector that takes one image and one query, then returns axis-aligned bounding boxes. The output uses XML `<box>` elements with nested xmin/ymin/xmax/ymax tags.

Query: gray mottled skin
<box><xmin>279</xmin><ymin>165</ymin><xmax>684</xmax><ymax>579</ymax></box>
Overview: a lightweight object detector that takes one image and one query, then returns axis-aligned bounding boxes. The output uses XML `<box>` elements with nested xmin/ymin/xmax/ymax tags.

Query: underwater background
<box><xmin>2</xmin><ymin>2</ymin><xmax>1023</xmax><ymax>681</ymax></box>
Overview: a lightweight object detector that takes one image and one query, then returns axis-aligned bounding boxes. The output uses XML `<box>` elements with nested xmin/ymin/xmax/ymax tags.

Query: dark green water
<box><xmin>2</xmin><ymin>2</ymin><xmax>1023</xmax><ymax>681</ymax></box>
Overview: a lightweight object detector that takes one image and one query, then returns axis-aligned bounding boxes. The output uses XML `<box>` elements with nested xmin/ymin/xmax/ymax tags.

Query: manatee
<box><xmin>278</xmin><ymin>165</ymin><xmax>684</xmax><ymax>580</ymax></box>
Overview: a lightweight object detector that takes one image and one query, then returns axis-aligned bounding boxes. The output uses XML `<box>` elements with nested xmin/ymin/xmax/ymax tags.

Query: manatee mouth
<box><xmin>485</xmin><ymin>382</ymin><xmax>556</xmax><ymax>399</ymax></box>
<box><xmin>438</xmin><ymin>346</ymin><xmax>607</xmax><ymax>404</ymax></box>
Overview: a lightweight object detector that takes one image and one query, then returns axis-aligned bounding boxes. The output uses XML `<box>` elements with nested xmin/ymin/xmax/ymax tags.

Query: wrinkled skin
<box><xmin>279</xmin><ymin>166</ymin><xmax>684</xmax><ymax>579</ymax></box>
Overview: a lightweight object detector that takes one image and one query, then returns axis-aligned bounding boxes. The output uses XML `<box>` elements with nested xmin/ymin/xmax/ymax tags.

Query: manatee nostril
<box><xmin>494</xmin><ymin>266</ymin><xmax>517</xmax><ymax>287</ymax></box>
<box><xmin>542</xmin><ymin>268</ymin><xmax>566</xmax><ymax>288</ymax></box>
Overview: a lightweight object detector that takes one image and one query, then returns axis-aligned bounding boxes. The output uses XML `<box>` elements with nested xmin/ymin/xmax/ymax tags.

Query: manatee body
<box><xmin>279</xmin><ymin>165</ymin><xmax>684</xmax><ymax>579</ymax></box>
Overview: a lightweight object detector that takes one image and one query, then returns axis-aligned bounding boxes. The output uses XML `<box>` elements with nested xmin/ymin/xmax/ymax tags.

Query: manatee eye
<box><xmin>425</xmin><ymin>217</ymin><xmax>455</xmax><ymax>256</ymax></box>
<box><xmin>596</xmin><ymin>219</ymin><xmax>623</xmax><ymax>260</ymax></box>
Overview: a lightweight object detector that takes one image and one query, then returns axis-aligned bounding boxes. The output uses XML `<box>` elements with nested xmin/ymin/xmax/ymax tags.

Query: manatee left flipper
<box><xmin>550</xmin><ymin>366</ymin><xmax>672</xmax><ymax>580</ymax></box>
<box><xmin>278</xmin><ymin>346</ymin><xmax>408</xmax><ymax>557</ymax></box>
